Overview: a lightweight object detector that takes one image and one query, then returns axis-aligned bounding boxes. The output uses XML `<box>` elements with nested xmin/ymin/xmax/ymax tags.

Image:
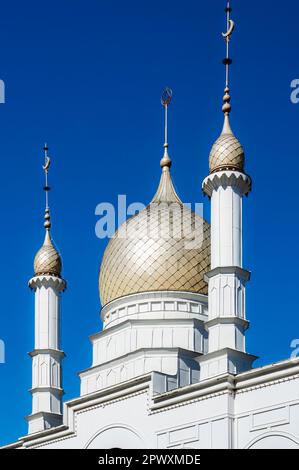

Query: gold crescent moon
<box><xmin>43</xmin><ymin>156</ymin><xmax>51</xmax><ymax>172</ymax></box>
<box><xmin>222</xmin><ymin>19</ymin><xmax>235</xmax><ymax>39</ymax></box>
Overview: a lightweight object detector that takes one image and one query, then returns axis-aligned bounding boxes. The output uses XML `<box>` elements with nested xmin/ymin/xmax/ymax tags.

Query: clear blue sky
<box><xmin>0</xmin><ymin>0</ymin><xmax>299</xmax><ymax>445</ymax></box>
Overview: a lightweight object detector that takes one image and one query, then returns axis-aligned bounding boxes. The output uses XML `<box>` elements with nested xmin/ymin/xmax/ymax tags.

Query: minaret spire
<box><xmin>223</xmin><ymin>1</ymin><xmax>233</xmax><ymax>91</ymax></box>
<box><xmin>221</xmin><ymin>1</ymin><xmax>235</xmax><ymax>132</ymax></box>
<box><xmin>33</xmin><ymin>145</ymin><xmax>62</xmax><ymax>276</ymax></box>
<box><xmin>151</xmin><ymin>88</ymin><xmax>181</xmax><ymax>204</ymax></box>
<box><xmin>160</xmin><ymin>87</ymin><xmax>172</xmax><ymax>169</ymax></box>
<box><xmin>42</xmin><ymin>143</ymin><xmax>55</xmax><ymax>249</ymax></box>
<box><xmin>43</xmin><ymin>143</ymin><xmax>51</xmax><ymax>231</ymax></box>
<box><xmin>208</xmin><ymin>0</ymin><xmax>245</xmax><ymax>175</ymax></box>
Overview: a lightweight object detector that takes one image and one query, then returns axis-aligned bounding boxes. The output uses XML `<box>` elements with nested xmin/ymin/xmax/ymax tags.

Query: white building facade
<box><xmin>3</xmin><ymin>2</ymin><xmax>299</xmax><ymax>450</ymax></box>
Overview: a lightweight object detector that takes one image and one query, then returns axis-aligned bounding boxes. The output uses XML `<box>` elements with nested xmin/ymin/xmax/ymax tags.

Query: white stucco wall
<box><xmin>9</xmin><ymin>359</ymin><xmax>299</xmax><ymax>450</ymax></box>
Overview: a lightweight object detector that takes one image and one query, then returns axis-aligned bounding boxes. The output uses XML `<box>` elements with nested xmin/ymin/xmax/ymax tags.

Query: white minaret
<box><xmin>201</xmin><ymin>2</ymin><xmax>256</xmax><ymax>379</ymax></box>
<box><xmin>27</xmin><ymin>145</ymin><xmax>66</xmax><ymax>435</ymax></box>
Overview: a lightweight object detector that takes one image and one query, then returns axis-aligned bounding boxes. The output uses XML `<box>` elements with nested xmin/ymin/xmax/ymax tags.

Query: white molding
<box><xmin>90</xmin><ymin>318</ymin><xmax>206</xmax><ymax>342</ymax></box>
<box><xmin>205</xmin><ymin>266</ymin><xmax>251</xmax><ymax>282</ymax></box>
<box><xmin>101</xmin><ymin>291</ymin><xmax>208</xmax><ymax>328</ymax></box>
<box><xmin>202</xmin><ymin>171</ymin><xmax>252</xmax><ymax>198</ymax></box>
<box><xmin>29</xmin><ymin>275</ymin><xmax>66</xmax><ymax>292</ymax></box>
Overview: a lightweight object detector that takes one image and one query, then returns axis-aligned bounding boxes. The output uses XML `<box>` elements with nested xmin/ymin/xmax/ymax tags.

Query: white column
<box><xmin>211</xmin><ymin>183</ymin><xmax>242</xmax><ymax>269</ymax></box>
<box><xmin>201</xmin><ymin>171</ymin><xmax>256</xmax><ymax>378</ymax></box>
<box><xmin>27</xmin><ymin>276</ymin><xmax>66</xmax><ymax>434</ymax></box>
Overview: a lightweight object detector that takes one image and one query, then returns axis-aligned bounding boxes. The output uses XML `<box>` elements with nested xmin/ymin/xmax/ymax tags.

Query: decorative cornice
<box><xmin>150</xmin><ymin>390</ymin><xmax>234</xmax><ymax>415</ymax></box>
<box><xmin>152</xmin><ymin>359</ymin><xmax>299</xmax><ymax>409</ymax></box>
<box><xmin>28</xmin><ymin>349</ymin><xmax>66</xmax><ymax>359</ymax></box>
<box><xmin>25</xmin><ymin>411</ymin><xmax>63</xmax><ymax>423</ymax></box>
<box><xmin>79</xmin><ymin>347</ymin><xmax>200</xmax><ymax>377</ymax></box>
<box><xmin>236</xmin><ymin>357</ymin><xmax>299</xmax><ymax>390</ymax></box>
<box><xmin>69</xmin><ymin>374</ymin><xmax>152</xmax><ymax>413</ymax></box>
<box><xmin>90</xmin><ymin>318</ymin><xmax>206</xmax><ymax>342</ymax></box>
<box><xmin>197</xmin><ymin>347</ymin><xmax>257</xmax><ymax>365</ymax></box>
<box><xmin>101</xmin><ymin>290</ymin><xmax>208</xmax><ymax>322</ymax></box>
<box><xmin>204</xmin><ymin>266</ymin><xmax>251</xmax><ymax>282</ymax></box>
<box><xmin>204</xmin><ymin>317</ymin><xmax>250</xmax><ymax>330</ymax></box>
<box><xmin>150</xmin><ymin>373</ymin><xmax>235</xmax><ymax>412</ymax></box>
<box><xmin>150</xmin><ymin>360</ymin><xmax>299</xmax><ymax>413</ymax></box>
<box><xmin>236</xmin><ymin>373</ymin><xmax>299</xmax><ymax>396</ymax></box>
<box><xmin>202</xmin><ymin>170</ymin><xmax>251</xmax><ymax>198</ymax></box>
<box><xmin>77</xmin><ymin>390</ymin><xmax>147</xmax><ymax>416</ymax></box>
<box><xmin>28</xmin><ymin>275</ymin><xmax>66</xmax><ymax>292</ymax></box>
<box><xmin>29</xmin><ymin>386</ymin><xmax>64</xmax><ymax>395</ymax></box>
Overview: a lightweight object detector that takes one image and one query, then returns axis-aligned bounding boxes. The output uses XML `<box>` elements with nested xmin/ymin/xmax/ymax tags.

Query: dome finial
<box><xmin>33</xmin><ymin>144</ymin><xmax>62</xmax><ymax>277</ymax></box>
<box><xmin>160</xmin><ymin>87</ymin><xmax>173</xmax><ymax>170</ymax></box>
<box><xmin>151</xmin><ymin>89</ymin><xmax>181</xmax><ymax>204</ymax></box>
<box><xmin>221</xmin><ymin>1</ymin><xmax>234</xmax><ymax>119</ymax></box>
<box><xmin>208</xmin><ymin>2</ymin><xmax>245</xmax><ymax>174</ymax></box>
<box><xmin>43</xmin><ymin>143</ymin><xmax>51</xmax><ymax>231</ymax></box>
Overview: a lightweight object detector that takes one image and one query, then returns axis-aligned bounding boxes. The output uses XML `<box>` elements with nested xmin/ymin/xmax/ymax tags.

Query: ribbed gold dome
<box><xmin>209</xmin><ymin>83</ymin><xmax>245</xmax><ymax>175</ymax></box>
<box><xmin>99</xmin><ymin>156</ymin><xmax>210</xmax><ymax>306</ymax></box>
<box><xmin>34</xmin><ymin>230</ymin><xmax>62</xmax><ymax>277</ymax></box>
<box><xmin>209</xmin><ymin>111</ymin><xmax>244</xmax><ymax>174</ymax></box>
<box><xmin>209</xmin><ymin>131</ymin><xmax>244</xmax><ymax>174</ymax></box>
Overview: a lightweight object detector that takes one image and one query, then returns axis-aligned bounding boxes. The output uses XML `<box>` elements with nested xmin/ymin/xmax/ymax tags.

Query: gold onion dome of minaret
<box><xmin>99</xmin><ymin>89</ymin><xmax>210</xmax><ymax>306</ymax></box>
<box><xmin>34</xmin><ymin>145</ymin><xmax>62</xmax><ymax>278</ymax></box>
<box><xmin>34</xmin><ymin>209</ymin><xmax>62</xmax><ymax>277</ymax></box>
<box><xmin>209</xmin><ymin>1</ymin><xmax>245</xmax><ymax>174</ymax></box>
<box><xmin>209</xmin><ymin>88</ymin><xmax>244</xmax><ymax>174</ymax></box>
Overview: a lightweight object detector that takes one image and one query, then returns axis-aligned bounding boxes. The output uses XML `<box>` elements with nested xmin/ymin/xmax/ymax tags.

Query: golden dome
<box><xmin>209</xmin><ymin>129</ymin><xmax>244</xmax><ymax>174</ymax></box>
<box><xmin>209</xmin><ymin>86</ymin><xmax>245</xmax><ymax>174</ymax></box>
<box><xmin>34</xmin><ymin>229</ymin><xmax>62</xmax><ymax>277</ymax></box>
<box><xmin>99</xmin><ymin>151</ymin><xmax>210</xmax><ymax>306</ymax></box>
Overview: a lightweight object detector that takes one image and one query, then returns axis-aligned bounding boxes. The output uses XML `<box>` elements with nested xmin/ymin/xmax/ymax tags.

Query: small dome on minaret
<box><xmin>209</xmin><ymin>87</ymin><xmax>245</xmax><ymax>174</ymax></box>
<box><xmin>34</xmin><ymin>209</ymin><xmax>62</xmax><ymax>277</ymax></box>
<box><xmin>33</xmin><ymin>144</ymin><xmax>62</xmax><ymax>278</ymax></box>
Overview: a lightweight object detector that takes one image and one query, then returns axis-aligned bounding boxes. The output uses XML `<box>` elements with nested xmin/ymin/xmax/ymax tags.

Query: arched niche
<box><xmin>248</xmin><ymin>433</ymin><xmax>299</xmax><ymax>450</ymax></box>
<box><xmin>85</xmin><ymin>425</ymin><xmax>145</xmax><ymax>449</ymax></box>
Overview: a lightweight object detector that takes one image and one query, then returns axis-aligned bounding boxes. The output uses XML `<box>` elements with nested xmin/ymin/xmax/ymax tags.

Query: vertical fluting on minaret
<box><xmin>201</xmin><ymin>2</ymin><xmax>256</xmax><ymax>379</ymax></box>
<box><xmin>27</xmin><ymin>145</ymin><xmax>66</xmax><ymax>435</ymax></box>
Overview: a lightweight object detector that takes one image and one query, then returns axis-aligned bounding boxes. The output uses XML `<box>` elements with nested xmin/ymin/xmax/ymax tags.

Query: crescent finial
<box><xmin>222</xmin><ymin>19</ymin><xmax>235</xmax><ymax>41</ymax></box>
<box><xmin>43</xmin><ymin>156</ymin><xmax>51</xmax><ymax>173</ymax></box>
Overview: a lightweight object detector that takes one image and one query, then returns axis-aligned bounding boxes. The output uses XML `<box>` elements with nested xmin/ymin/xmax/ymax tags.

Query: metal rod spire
<box><xmin>160</xmin><ymin>87</ymin><xmax>173</xmax><ymax>169</ymax></box>
<box><xmin>164</xmin><ymin>102</ymin><xmax>168</xmax><ymax>148</ymax></box>
<box><xmin>42</xmin><ymin>143</ymin><xmax>51</xmax><ymax>231</ymax></box>
<box><xmin>221</xmin><ymin>1</ymin><xmax>235</xmax><ymax>116</ymax></box>
<box><xmin>225</xmin><ymin>2</ymin><xmax>231</xmax><ymax>87</ymax></box>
